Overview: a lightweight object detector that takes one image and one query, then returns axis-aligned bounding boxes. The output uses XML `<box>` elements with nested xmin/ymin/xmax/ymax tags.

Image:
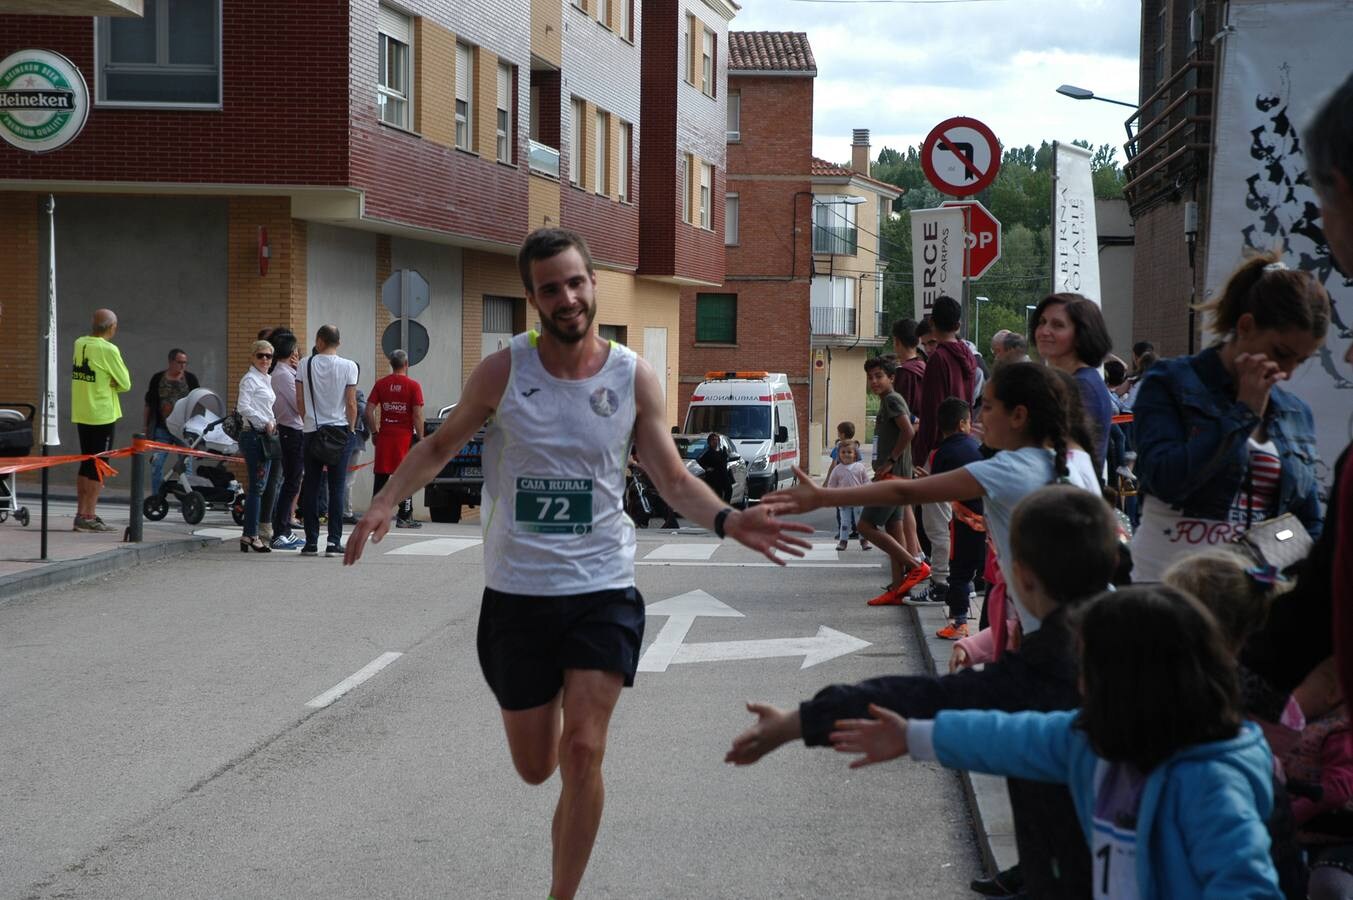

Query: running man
<box><xmin>344</xmin><ymin>228</ymin><xmax>812</xmax><ymax>899</ymax></box>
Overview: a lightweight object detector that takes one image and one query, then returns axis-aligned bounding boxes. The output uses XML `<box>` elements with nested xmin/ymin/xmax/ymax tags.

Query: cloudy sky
<box><xmin>732</xmin><ymin>0</ymin><xmax>1142</xmax><ymax>168</ymax></box>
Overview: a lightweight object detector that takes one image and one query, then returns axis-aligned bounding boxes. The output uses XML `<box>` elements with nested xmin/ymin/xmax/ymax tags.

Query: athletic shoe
<box><xmin>342</xmin><ymin>514</ymin><xmax>358</xmax><ymax>525</ymax></box>
<box><xmin>860</xmin><ymin>539</ymin><xmax>871</xmax><ymax>550</ymax></box>
<box><xmin>936</xmin><ymin>622</ymin><xmax>970</xmax><ymax>640</ymax></box>
<box><xmin>902</xmin><ymin>583</ymin><xmax>948</xmax><ymax>606</ymax></box>
<box><xmin>894</xmin><ymin>562</ymin><xmax>932</xmax><ymax>596</ymax></box>
<box><xmin>866</xmin><ymin>586</ymin><xmax>907</xmax><ymax>607</ymax></box>
<box><xmin>395</xmin><ymin>518</ymin><xmax>423</xmax><ymax>529</ymax></box>
<box><xmin>73</xmin><ymin>516</ymin><xmax>98</xmax><ymax>532</ymax></box>
<box><xmin>270</xmin><ymin>534</ymin><xmax>304</xmax><ymax>550</ymax></box>
<box><xmin>836</xmin><ymin>540</ymin><xmax>848</xmax><ymax>551</ymax></box>
<box><xmin>300</xmin><ymin>545</ymin><xmax>319</xmax><ymax>556</ymax></box>
<box><xmin>325</xmin><ymin>543</ymin><xmax>343</xmax><ymax>557</ymax></box>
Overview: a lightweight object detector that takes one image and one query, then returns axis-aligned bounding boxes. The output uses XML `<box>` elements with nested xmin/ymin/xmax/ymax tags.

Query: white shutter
<box><xmin>456</xmin><ymin>44</ymin><xmax>471</xmax><ymax>103</ymax></box>
<box><xmin>378</xmin><ymin>6</ymin><xmax>410</xmax><ymax>42</ymax></box>
<box><xmin>496</xmin><ymin>63</ymin><xmax>510</xmax><ymax>111</ymax></box>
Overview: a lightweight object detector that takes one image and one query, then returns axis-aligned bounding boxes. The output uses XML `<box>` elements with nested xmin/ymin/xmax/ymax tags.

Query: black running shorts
<box><xmin>476</xmin><ymin>586</ymin><xmax>646</xmax><ymax>711</ymax></box>
<box><xmin>76</xmin><ymin>422</ymin><xmax>116</xmax><ymax>479</ymax></box>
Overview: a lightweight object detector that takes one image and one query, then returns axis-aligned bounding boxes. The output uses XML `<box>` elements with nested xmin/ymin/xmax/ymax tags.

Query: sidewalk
<box><xmin>907</xmin><ymin>603</ymin><xmax>1018</xmax><ymax>879</ymax></box>
<box><xmin>0</xmin><ymin>492</ymin><xmax>214</xmax><ymax>603</ymax></box>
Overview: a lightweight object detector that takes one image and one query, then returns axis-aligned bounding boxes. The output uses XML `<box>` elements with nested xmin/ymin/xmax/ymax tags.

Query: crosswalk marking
<box><xmin>800</xmin><ymin>542</ymin><xmax>843</xmax><ymax>562</ymax></box>
<box><xmin>386</xmin><ymin>537</ymin><xmax>483</xmax><ymax>556</ymax></box>
<box><xmin>643</xmin><ymin>543</ymin><xmax>719</xmax><ymax>561</ymax></box>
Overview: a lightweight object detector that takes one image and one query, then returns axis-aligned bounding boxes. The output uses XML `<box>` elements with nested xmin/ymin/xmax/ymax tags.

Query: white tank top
<box><xmin>481</xmin><ymin>331</ymin><xmax>638</xmax><ymax>595</ymax></box>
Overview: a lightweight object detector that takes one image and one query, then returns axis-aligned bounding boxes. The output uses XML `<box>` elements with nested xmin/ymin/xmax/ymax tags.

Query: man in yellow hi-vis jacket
<box><xmin>71</xmin><ymin>308</ymin><xmax>131</xmax><ymax>532</ymax></box>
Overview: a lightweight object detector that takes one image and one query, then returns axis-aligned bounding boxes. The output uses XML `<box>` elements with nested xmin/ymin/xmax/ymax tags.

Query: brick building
<box><xmin>1124</xmin><ymin>0</ymin><xmax>1221</xmax><ymax>356</ymax></box>
<box><xmin>1</xmin><ymin>0</ymin><xmax>733</xmax><ymax>500</ymax></box>
<box><xmin>677</xmin><ymin>32</ymin><xmax>897</xmax><ymax>468</ymax></box>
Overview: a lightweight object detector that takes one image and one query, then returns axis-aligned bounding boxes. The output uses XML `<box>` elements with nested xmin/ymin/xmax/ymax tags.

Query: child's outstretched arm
<box><xmin>765</xmin><ymin>465</ymin><xmax>984</xmax><ymax>514</ymax></box>
<box><xmin>830</xmin><ymin>704</ymin><xmax>911</xmax><ymax>769</ymax></box>
<box><xmin>725</xmin><ymin>703</ymin><xmax>801</xmax><ymax>765</ymax></box>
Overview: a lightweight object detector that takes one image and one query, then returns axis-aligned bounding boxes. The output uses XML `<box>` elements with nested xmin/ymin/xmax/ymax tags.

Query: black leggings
<box><xmin>373</xmin><ymin>472</ymin><xmax>413</xmax><ymax>519</ymax></box>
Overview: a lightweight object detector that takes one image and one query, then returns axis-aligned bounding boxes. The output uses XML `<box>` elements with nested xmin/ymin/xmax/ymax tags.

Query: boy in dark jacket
<box><xmin>726</xmin><ymin>485</ymin><xmax>1122</xmax><ymax>900</ymax></box>
<box><xmin>912</xmin><ymin>296</ymin><xmax>977</xmax><ymax>466</ymax></box>
<box><xmin>923</xmin><ymin>398</ymin><xmax>987</xmax><ymax>639</ymax></box>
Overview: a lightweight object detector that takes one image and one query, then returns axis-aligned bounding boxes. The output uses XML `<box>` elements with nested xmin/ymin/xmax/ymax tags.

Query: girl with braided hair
<box><xmin>766</xmin><ymin>362</ymin><xmax>1104</xmax><ymax>641</ymax></box>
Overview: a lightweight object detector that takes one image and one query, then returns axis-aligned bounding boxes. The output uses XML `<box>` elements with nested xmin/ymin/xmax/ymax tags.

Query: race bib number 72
<box><xmin>514</xmin><ymin>477</ymin><xmax>594</xmax><ymax>534</ymax></box>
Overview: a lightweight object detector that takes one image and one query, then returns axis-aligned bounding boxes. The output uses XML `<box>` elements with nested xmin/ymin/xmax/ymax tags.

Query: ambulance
<box><xmin>682</xmin><ymin>371</ymin><xmax>800</xmax><ymax>499</ymax></box>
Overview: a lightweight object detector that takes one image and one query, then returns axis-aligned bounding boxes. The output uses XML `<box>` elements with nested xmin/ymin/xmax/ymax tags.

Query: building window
<box><xmin>700</xmin><ymin>27</ymin><xmax>715</xmax><ymax>98</ymax></box>
<box><xmin>594</xmin><ymin>110</ymin><xmax>609</xmax><ymax>195</ymax></box>
<box><xmin>699</xmin><ymin>162</ymin><xmax>712</xmax><ymax>229</ymax></box>
<box><xmin>681</xmin><ymin>154</ymin><xmax>693</xmax><ymax>223</ymax></box>
<box><xmin>618</xmin><ymin>122</ymin><xmax>632</xmax><ymax>202</ymax></box>
<box><xmin>725</xmin><ymin>194</ymin><xmax>738</xmax><ymax>245</ymax></box>
<box><xmin>813</xmin><ymin>197</ymin><xmax>858</xmax><ymax>255</ymax></box>
<box><xmin>455</xmin><ymin>42</ymin><xmax>475</xmax><ymax>150</ymax></box>
<box><xmin>95</xmin><ymin>0</ymin><xmax>221</xmax><ymax>106</ymax></box>
<box><xmin>696</xmin><ymin>293</ymin><xmax>737</xmax><ymax>343</ymax></box>
<box><xmin>684</xmin><ymin>14</ymin><xmax>696</xmax><ymax>84</ymax></box>
<box><xmin>598</xmin><ymin>324</ymin><xmax>628</xmax><ymax>344</ymax></box>
<box><xmin>620</xmin><ymin>0</ymin><xmax>633</xmax><ymax>41</ymax></box>
<box><xmin>726</xmin><ymin>92</ymin><xmax>740</xmax><ymax>141</ymax></box>
<box><xmin>496</xmin><ymin>62</ymin><xmax>513</xmax><ymax>163</ymax></box>
<box><xmin>374</xmin><ymin>6</ymin><xmax>412</xmax><ymax>128</ymax></box>
<box><xmin>596</xmin><ymin>0</ymin><xmax>609</xmax><ymax>28</ymax></box>
<box><xmin>570</xmin><ymin>98</ymin><xmax>585</xmax><ymax>186</ymax></box>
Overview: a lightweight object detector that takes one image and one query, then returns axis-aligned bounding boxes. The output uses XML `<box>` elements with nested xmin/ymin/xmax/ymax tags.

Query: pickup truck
<box><xmin>422</xmin><ymin>404</ymin><xmax>485</xmax><ymax>523</ymax></box>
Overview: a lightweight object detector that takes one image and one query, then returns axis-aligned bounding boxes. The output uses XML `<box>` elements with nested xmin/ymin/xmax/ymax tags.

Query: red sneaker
<box><xmin>936</xmin><ymin>622</ymin><xmax>970</xmax><ymax>640</ymax></box>
<box><xmin>866</xmin><ymin>586</ymin><xmax>905</xmax><ymax>606</ymax></box>
<box><xmin>895</xmin><ymin>562</ymin><xmax>932</xmax><ymax>597</ymax></box>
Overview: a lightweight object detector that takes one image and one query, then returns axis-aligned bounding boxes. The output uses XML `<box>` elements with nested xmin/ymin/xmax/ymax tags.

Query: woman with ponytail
<box><xmin>766</xmin><ymin>363</ymin><xmax>1103</xmax><ymax>639</ymax></box>
<box><xmin>1130</xmin><ymin>252</ymin><xmax>1328</xmax><ymax>583</ymax></box>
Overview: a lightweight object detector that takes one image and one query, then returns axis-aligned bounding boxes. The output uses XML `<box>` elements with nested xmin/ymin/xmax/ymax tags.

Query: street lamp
<box><xmin>1056</xmin><ymin>84</ymin><xmax>1137</xmax><ymax>109</ymax></box>
<box><xmin>973</xmin><ymin>295</ymin><xmax>990</xmax><ymax>347</ymax></box>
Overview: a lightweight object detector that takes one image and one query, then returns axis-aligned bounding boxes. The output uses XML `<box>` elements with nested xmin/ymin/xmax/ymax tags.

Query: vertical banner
<box><xmin>44</xmin><ymin>195</ymin><xmax>60</xmax><ymax>446</ymax></box>
<box><xmin>1203</xmin><ymin>0</ymin><xmax>1353</xmax><ymax>489</ymax></box>
<box><xmin>1051</xmin><ymin>141</ymin><xmax>1101</xmax><ymax>303</ymax></box>
<box><xmin>911</xmin><ymin>207</ymin><xmax>965</xmax><ymax>320</ymax></box>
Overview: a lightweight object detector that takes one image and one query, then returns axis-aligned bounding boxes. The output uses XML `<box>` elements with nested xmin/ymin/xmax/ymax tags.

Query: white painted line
<box><xmin>638</xmin><ymin>590</ymin><xmax>744</xmax><ymax>673</ymax></box>
<box><xmin>797</xmin><ymin>542</ymin><xmax>842</xmax><ymax>562</ymax></box>
<box><xmin>193</xmin><ymin>528</ymin><xmax>240</xmax><ymax>539</ymax></box>
<box><xmin>643</xmin><ymin>543</ymin><xmax>719</xmax><ymax>561</ymax></box>
<box><xmin>637</xmin><ymin>561</ymin><xmax>879</xmax><ymax>568</ymax></box>
<box><xmin>386</xmin><ymin>537</ymin><xmax>483</xmax><ymax>556</ymax></box>
<box><xmin>671</xmin><ymin>626</ymin><xmax>871</xmax><ymax>669</ymax></box>
<box><xmin>305</xmin><ymin>652</ymin><xmax>403</xmax><ymax>709</ymax></box>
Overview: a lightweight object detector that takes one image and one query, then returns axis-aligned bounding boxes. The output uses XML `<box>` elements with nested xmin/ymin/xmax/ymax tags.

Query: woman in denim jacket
<box><xmin>1131</xmin><ymin>252</ymin><xmax>1329</xmax><ymax>582</ymax></box>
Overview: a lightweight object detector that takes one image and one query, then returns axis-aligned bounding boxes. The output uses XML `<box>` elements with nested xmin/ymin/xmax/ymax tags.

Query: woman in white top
<box><xmin>237</xmin><ymin>339</ymin><xmax>278</xmax><ymax>552</ymax></box>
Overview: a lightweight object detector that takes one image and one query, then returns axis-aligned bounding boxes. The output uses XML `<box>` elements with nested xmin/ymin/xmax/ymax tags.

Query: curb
<box><xmin>906</xmin><ymin>602</ymin><xmax>1019</xmax><ymax>877</ymax></box>
<box><xmin>0</xmin><ymin>536</ymin><xmax>214</xmax><ymax>605</ymax></box>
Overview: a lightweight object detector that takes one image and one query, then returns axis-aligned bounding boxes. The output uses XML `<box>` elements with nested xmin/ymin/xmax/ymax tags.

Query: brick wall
<box><xmin>461</xmin><ymin>249</ymin><xmax>524</xmax><ymax>385</ymax></box>
<box><xmin>726</xmin><ymin>75</ymin><xmax>814</xmax><ymax>178</ymax></box>
<box><xmin>0</xmin><ymin>4</ymin><xmax>351</xmax><ymax>186</ymax></box>
<box><xmin>0</xmin><ymin>194</ymin><xmax>40</xmax><ymax>417</ymax></box>
<box><xmin>225</xmin><ymin>197</ymin><xmax>301</xmax><ymax>408</ymax></box>
<box><xmin>1131</xmin><ymin>200</ymin><xmax>1196</xmax><ymax>357</ymax></box>
<box><xmin>375</xmin><ymin>235</ymin><xmax>393</xmax><ymax>374</ymax></box>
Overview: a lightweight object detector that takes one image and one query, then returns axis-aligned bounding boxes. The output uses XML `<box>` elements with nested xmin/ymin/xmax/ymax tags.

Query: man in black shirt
<box><xmin>143</xmin><ymin>348</ymin><xmax>199</xmax><ymax>493</ymax></box>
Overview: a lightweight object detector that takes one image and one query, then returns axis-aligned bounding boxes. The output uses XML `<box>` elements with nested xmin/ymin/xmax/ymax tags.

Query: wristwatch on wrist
<box><xmin>713</xmin><ymin>507</ymin><xmax>734</xmax><ymax>539</ymax></box>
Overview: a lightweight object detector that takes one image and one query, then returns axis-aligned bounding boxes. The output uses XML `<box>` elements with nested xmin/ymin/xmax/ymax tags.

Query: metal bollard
<box><xmin>128</xmin><ymin>432</ymin><xmax>145</xmax><ymax>543</ymax></box>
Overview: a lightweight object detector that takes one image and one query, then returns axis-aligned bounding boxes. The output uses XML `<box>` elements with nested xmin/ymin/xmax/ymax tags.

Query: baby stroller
<box><xmin>0</xmin><ymin>402</ymin><xmax>34</xmax><ymax>527</ymax></box>
<box><xmin>143</xmin><ymin>388</ymin><xmax>245</xmax><ymax>526</ymax></box>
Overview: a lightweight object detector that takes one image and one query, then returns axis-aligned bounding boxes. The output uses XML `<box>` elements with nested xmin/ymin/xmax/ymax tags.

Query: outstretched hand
<box><xmin>761</xmin><ymin>465</ymin><xmax>825</xmax><ymax>515</ymax></box>
<box><xmin>725</xmin><ymin>702</ymin><xmax>800</xmax><ymax>766</ymax></box>
<box><xmin>726</xmin><ymin>502</ymin><xmax>814</xmax><ymax>565</ymax></box>
<box><xmin>343</xmin><ymin>499</ymin><xmax>395</xmax><ymax>566</ymax></box>
<box><xmin>829</xmin><ymin>704</ymin><xmax>911</xmax><ymax>769</ymax></box>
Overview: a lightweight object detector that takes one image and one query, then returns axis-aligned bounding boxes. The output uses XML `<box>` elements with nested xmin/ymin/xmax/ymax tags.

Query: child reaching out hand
<box><xmin>829</xmin><ymin>585</ymin><xmax>1281</xmax><ymax>898</ymax></box>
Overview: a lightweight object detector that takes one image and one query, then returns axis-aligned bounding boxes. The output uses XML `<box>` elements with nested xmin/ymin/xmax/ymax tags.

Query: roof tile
<box><xmin>728</xmin><ymin>32</ymin><xmax>816</xmax><ymax>73</ymax></box>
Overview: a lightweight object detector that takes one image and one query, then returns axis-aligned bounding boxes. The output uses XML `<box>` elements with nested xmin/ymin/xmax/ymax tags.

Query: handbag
<box><xmin>221</xmin><ymin>411</ymin><xmax>243</xmax><ymax>440</ymax></box>
<box><xmin>261</xmin><ymin>430</ymin><xmax>283</xmax><ymax>461</ymax></box>
<box><xmin>1232</xmin><ymin>513</ymin><xmax>1313</xmax><ymax>576</ymax></box>
<box><xmin>305</xmin><ymin>357</ymin><xmax>350</xmax><ymax>466</ymax></box>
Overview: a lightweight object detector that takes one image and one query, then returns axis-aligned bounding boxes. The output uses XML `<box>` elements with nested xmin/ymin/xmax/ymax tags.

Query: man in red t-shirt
<box><xmin>365</xmin><ymin>349</ymin><xmax>426</xmax><ymax>527</ymax></box>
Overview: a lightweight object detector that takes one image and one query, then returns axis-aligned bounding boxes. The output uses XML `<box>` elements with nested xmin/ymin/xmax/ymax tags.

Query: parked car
<box><xmin>672</xmin><ymin>432</ymin><xmax>749</xmax><ymax>509</ymax></box>
<box><xmin>422</xmin><ymin>404</ymin><xmax>485</xmax><ymax>523</ymax></box>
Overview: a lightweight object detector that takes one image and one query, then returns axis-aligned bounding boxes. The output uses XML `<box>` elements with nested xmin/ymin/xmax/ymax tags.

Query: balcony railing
<box><xmin>528</xmin><ymin>139</ymin><xmax>560</xmax><ymax>178</ymax></box>
<box><xmin>876</xmin><ymin>311</ymin><xmax>887</xmax><ymax>338</ymax></box>
<box><xmin>1122</xmin><ymin>58</ymin><xmax>1214</xmax><ymax>212</ymax></box>
<box><xmin>813</xmin><ymin>225</ymin><xmax>857</xmax><ymax>256</ymax></box>
<box><xmin>811</xmin><ymin>306</ymin><xmax>857</xmax><ymax>336</ymax></box>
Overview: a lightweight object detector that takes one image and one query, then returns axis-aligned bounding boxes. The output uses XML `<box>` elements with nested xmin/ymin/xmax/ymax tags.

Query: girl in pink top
<box><xmin>826</xmin><ymin>441</ymin><xmax>870</xmax><ymax>551</ymax></box>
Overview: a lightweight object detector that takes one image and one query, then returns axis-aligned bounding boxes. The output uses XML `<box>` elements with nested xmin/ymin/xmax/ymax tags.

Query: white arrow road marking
<box><xmin>387</xmin><ymin>537</ymin><xmax>482</xmax><ymax>556</ymax></box>
<box><xmin>306</xmin><ymin>652</ymin><xmax>403</xmax><ymax>708</ymax></box>
<box><xmin>672</xmin><ymin>626</ymin><xmax>871</xmax><ymax>670</ymax></box>
<box><xmin>638</xmin><ymin>561</ymin><xmax>879</xmax><ymax>568</ymax></box>
<box><xmin>643</xmin><ymin>542</ymin><xmax>719</xmax><ymax>561</ymax></box>
<box><xmin>638</xmin><ymin>590</ymin><xmax>743</xmax><ymax>672</ymax></box>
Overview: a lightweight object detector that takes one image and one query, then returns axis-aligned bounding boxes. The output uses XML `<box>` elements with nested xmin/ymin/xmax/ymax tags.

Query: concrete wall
<box><xmin>1097</xmin><ymin>198</ymin><xmax>1136</xmax><ymax>359</ymax></box>
<box><xmin>42</xmin><ymin>196</ymin><xmax>229</xmax><ymax>464</ymax></box>
<box><xmin>390</xmin><ymin>239</ymin><xmax>465</xmax><ymax>413</ymax></box>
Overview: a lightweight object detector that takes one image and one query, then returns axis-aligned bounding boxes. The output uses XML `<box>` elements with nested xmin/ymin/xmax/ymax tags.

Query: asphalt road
<box><xmin>1</xmin><ymin>508</ymin><xmax>982</xmax><ymax>899</ymax></box>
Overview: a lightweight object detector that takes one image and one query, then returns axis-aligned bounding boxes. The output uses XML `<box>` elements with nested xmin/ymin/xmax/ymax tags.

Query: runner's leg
<box><xmin>551</xmin><ymin>668</ymin><xmax>624</xmax><ymax>900</ymax></box>
<box><xmin>500</xmin><ymin>693</ymin><xmax>564</xmax><ymax>786</ymax></box>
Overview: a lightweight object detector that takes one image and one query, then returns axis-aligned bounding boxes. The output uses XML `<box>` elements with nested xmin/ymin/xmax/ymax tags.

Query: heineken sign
<box><xmin>0</xmin><ymin>50</ymin><xmax>89</xmax><ymax>153</ymax></box>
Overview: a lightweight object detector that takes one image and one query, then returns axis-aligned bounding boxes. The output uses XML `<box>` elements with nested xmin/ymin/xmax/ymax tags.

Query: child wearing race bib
<box><xmin>827</xmin><ymin>586</ymin><xmax>1281</xmax><ymax>899</ymax></box>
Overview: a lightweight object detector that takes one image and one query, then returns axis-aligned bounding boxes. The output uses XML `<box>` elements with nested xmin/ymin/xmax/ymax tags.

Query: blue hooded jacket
<box><xmin>920</xmin><ymin>709</ymin><xmax>1280</xmax><ymax>899</ymax></box>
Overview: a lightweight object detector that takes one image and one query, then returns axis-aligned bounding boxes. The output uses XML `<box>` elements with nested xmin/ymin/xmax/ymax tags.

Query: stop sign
<box><xmin>941</xmin><ymin>199</ymin><xmax>1002</xmax><ymax>280</ymax></box>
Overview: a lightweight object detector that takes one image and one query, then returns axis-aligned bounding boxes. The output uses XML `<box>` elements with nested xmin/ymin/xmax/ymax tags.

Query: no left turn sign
<box><xmin>921</xmin><ymin>116</ymin><xmax>1001</xmax><ymax>197</ymax></box>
